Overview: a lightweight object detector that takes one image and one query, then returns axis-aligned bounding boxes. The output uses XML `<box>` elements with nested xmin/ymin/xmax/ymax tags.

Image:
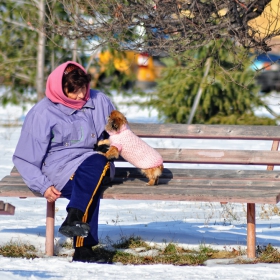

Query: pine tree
<box><xmin>143</xmin><ymin>39</ymin><xmax>277</xmax><ymax>125</ymax></box>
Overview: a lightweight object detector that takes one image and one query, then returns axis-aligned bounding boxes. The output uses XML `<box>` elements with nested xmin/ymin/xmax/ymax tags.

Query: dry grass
<box><xmin>257</xmin><ymin>244</ymin><xmax>280</xmax><ymax>263</ymax></box>
<box><xmin>1</xmin><ymin>237</ymin><xmax>280</xmax><ymax>266</ymax></box>
<box><xmin>0</xmin><ymin>241</ymin><xmax>38</xmax><ymax>259</ymax></box>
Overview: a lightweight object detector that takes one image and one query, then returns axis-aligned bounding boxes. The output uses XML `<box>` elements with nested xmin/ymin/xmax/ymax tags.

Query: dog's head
<box><xmin>105</xmin><ymin>110</ymin><xmax>128</xmax><ymax>133</ymax></box>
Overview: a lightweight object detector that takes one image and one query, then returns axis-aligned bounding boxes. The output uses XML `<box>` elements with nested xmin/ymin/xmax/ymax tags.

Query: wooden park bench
<box><xmin>1</xmin><ymin>123</ymin><xmax>280</xmax><ymax>259</ymax></box>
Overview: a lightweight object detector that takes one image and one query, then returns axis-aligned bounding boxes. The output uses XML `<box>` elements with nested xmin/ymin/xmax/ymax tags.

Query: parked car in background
<box><xmin>254</xmin><ymin>53</ymin><xmax>280</xmax><ymax>93</ymax></box>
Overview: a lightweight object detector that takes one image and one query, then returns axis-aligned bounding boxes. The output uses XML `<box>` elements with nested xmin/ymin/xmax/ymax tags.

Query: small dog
<box><xmin>98</xmin><ymin>110</ymin><xmax>164</xmax><ymax>185</ymax></box>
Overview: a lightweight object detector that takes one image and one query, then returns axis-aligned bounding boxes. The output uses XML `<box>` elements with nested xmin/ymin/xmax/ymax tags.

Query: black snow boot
<box><xmin>58</xmin><ymin>208</ymin><xmax>90</xmax><ymax>238</ymax></box>
<box><xmin>72</xmin><ymin>246</ymin><xmax>102</xmax><ymax>263</ymax></box>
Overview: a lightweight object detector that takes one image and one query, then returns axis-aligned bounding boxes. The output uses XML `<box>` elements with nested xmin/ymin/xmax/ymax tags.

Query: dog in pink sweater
<box><xmin>98</xmin><ymin>110</ymin><xmax>164</xmax><ymax>185</ymax></box>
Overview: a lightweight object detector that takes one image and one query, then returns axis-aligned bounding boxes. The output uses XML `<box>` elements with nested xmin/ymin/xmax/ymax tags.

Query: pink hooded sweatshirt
<box><xmin>107</xmin><ymin>124</ymin><xmax>163</xmax><ymax>169</ymax></box>
<box><xmin>45</xmin><ymin>61</ymin><xmax>90</xmax><ymax>109</ymax></box>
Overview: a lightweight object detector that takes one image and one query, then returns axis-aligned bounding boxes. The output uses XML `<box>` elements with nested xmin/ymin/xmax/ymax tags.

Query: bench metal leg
<box><xmin>247</xmin><ymin>203</ymin><xmax>256</xmax><ymax>258</ymax></box>
<box><xmin>45</xmin><ymin>201</ymin><xmax>55</xmax><ymax>256</ymax></box>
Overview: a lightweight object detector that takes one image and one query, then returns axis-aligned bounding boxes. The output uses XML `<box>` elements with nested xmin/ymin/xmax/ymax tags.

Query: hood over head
<box><xmin>45</xmin><ymin>61</ymin><xmax>90</xmax><ymax>110</ymax></box>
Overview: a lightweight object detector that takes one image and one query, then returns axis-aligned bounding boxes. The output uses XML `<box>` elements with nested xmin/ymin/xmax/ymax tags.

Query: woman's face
<box><xmin>65</xmin><ymin>85</ymin><xmax>87</xmax><ymax>100</ymax></box>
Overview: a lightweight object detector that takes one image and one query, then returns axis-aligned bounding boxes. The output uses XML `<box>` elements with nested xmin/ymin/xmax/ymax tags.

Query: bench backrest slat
<box><xmin>129</xmin><ymin>124</ymin><xmax>280</xmax><ymax>140</ymax></box>
<box><xmin>156</xmin><ymin>149</ymin><xmax>280</xmax><ymax>165</ymax></box>
<box><xmin>113</xmin><ymin>149</ymin><xmax>280</xmax><ymax>165</ymax></box>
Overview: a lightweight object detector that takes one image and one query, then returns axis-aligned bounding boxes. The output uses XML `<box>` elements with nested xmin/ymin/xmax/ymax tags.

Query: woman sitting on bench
<box><xmin>13</xmin><ymin>61</ymin><xmax>115</xmax><ymax>263</ymax></box>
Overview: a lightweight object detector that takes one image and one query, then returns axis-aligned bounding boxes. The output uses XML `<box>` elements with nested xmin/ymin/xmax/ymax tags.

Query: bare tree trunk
<box><xmin>36</xmin><ymin>0</ymin><xmax>46</xmax><ymax>101</ymax></box>
<box><xmin>72</xmin><ymin>39</ymin><xmax>77</xmax><ymax>62</ymax></box>
<box><xmin>72</xmin><ymin>4</ymin><xmax>78</xmax><ymax>62</ymax></box>
<box><xmin>187</xmin><ymin>58</ymin><xmax>212</xmax><ymax>124</ymax></box>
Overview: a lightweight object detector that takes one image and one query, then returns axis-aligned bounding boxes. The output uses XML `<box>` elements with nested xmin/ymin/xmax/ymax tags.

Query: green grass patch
<box><xmin>87</xmin><ymin>237</ymin><xmax>241</xmax><ymax>265</ymax></box>
<box><xmin>112</xmin><ymin>235</ymin><xmax>151</xmax><ymax>250</ymax></box>
<box><xmin>2</xmin><ymin>237</ymin><xmax>280</xmax><ymax>266</ymax></box>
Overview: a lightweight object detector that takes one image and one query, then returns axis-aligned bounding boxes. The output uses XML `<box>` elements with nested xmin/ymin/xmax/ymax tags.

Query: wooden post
<box><xmin>246</xmin><ymin>140</ymin><xmax>279</xmax><ymax>258</ymax></box>
<box><xmin>45</xmin><ymin>201</ymin><xmax>55</xmax><ymax>256</ymax></box>
<box><xmin>267</xmin><ymin>140</ymin><xmax>279</xmax><ymax>171</ymax></box>
<box><xmin>247</xmin><ymin>203</ymin><xmax>256</xmax><ymax>258</ymax></box>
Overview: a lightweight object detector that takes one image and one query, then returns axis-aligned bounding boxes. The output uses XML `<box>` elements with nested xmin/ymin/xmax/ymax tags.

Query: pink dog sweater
<box><xmin>107</xmin><ymin>124</ymin><xmax>163</xmax><ymax>169</ymax></box>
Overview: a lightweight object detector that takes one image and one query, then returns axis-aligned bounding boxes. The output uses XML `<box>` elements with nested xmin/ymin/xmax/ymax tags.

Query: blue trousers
<box><xmin>61</xmin><ymin>154</ymin><xmax>109</xmax><ymax>248</ymax></box>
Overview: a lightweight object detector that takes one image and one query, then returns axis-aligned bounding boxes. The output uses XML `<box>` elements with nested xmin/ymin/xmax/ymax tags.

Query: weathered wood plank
<box><xmin>155</xmin><ymin>149</ymin><xmax>280</xmax><ymax>165</ymax></box>
<box><xmin>10</xmin><ymin>149</ymin><xmax>280</xmax><ymax>166</ymax></box>
<box><xmin>129</xmin><ymin>124</ymin><xmax>280</xmax><ymax>140</ymax></box>
<box><xmin>8</xmin><ymin>167</ymin><xmax>280</xmax><ymax>181</ymax></box>
<box><xmin>150</xmin><ymin>149</ymin><xmax>280</xmax><ymax>165</ymax></box>
<box><xmin>101</xmin><ymin>186</ymin><xmax>280</xmax><ymax>204</ymax></box>
<box><xmin>114</xmin><ymin>168</ymin><xmax>280</xmax><ymax>181</ymax></box>
<box><xmin>103</xmin><ymin>149</ymin><xmax>280</xmax><ymax>165</ymax></box>
<box><xmin>167</xmin><ymin>169</ymin><xmax>280</xmax><ymax>181</ymax></box>
<box><xmin>2</xmin><ymin>173</ymin><xmax>280</xmax><ymax>204</ymax></box>
<box><xmin>6</xmin><ymin>177</ymin><xmax>279</xmax><ymax>193</ymax></box>
<box><xmin>0</xmin><ymin>201</ymin><xmax>15</xmax><ymax>215</ymax></box>
<box><xmin>116</xmin><ymin>169</ymin><xmax>280</xmax><ymax>182</ymax></box>
<box><xmin>0</xmin><ymin>176</ymin><xmax>26</xmax><ymax>184</ymax></box>
<box><xmin>0</xmin><ymin>181</ymin><xmax>279</xmax><ymax>204</ymax></box>
<box><xmin>108</xmin><ymin>177</ymin><xmax>280</xmax><ymax>191</ymax></box>
<box><xmin>0</xmin><ymin>184</ymin><xmax>42</xmax><ymax>198</ymax></box>
<box><xmin>10</xmin><ymin>166</ymin><xmax>19</xmax><ymax>177</ymax></box>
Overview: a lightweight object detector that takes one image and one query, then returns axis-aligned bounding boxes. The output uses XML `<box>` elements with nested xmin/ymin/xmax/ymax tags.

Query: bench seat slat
<box><xmin>4</xmin><ymin>168</ymin><xmax>280</xmax><ymax>184</ymax></box>
<box><xmin>0</xmin><ymin>184</ymin><xmax>41</xmax><ymax>197</ymax></box>
<box><xmin>102</xmin><ymin>186</ymin><xmax>279</xmax><ymax>204</ymax></box>
<box><xmin>1</xmin><ymin>181</ymin><xmax>279</xmax><ymax>204</ymax></box>
<box><xmin>0</xmin><ymin>176</ymin><xmax>26</xmax><ymax>184</ymax></box>
<box><xmin>110</xmin><ymin>176</ymin><xmax>280</xmax><ymax>190</ymax></box>
<box><xmin>0</xmin><ymin>201</ymin><xmax>15</xmax><ymax>215</ymax></box>
<box><xmin>10</xmin><ymin>166</ymin><xmax>20</xmax><ymax>177</ymax></box>
<box><xmin>114</xmin><ymin>168</ymin><xmax>280</xmax><ymax>181</ymax></box>
<box><xmin>8</xmin><ymin>167</ymin><xmax>280</xmax><ymax>181</ymax></box>
<box><xmin>2</xmin><ymin>176</ymin><xmax>280</xmax><ymax>204</ymax></box>
<box><xmin>109</xmin><ymin>179</ymin><xmax>280</xmax><ymax>191</ymax></box>
<box><xmin>180</xmin><ymin>169</ymin><xmax>280</xmax><ymax>180</ymax></box>
<box><xmin>129</xmin><ymin>124</ymin><xmax>280</xmax><ymax>140</ymax></box>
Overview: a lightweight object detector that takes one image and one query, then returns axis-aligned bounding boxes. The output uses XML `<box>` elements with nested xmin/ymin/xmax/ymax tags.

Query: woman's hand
<box><xmin>44</xmin><ymin>186</ymin><xmax>61</xmax><ymax>203</ymax></box>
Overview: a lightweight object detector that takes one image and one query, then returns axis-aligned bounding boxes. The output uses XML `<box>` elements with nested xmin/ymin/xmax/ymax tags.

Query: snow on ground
<box><xmin>1</xmin><ymin>92</ymin><xmax>280</xmax><ymax>279</ymax></box>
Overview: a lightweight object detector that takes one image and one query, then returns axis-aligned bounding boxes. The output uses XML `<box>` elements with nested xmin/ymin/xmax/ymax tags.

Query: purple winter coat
<box><xmin>13</xmin><ymin>89</ymin><xmax>115</xmax><ymax>195</ymax></box>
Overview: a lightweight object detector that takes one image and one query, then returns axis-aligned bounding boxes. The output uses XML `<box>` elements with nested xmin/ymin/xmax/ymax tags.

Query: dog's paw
<box><xmin>105</xmin><ymin>146</ymin><xmax>120</xmax><ymax>160</ymax></box>
<box><xmin>105</xmin><ymin>151</ymin><xmax>119</xmax><ymax>160</ymax></box>
<box><xmin>146</xmin><ymin>176</ymin><xmax>159</xmax><ymax>186</ymax></box>
<box><xmin>146</xmin><ymin>180</ymin><xmax>155</xmax><ymax>186</ymax></box>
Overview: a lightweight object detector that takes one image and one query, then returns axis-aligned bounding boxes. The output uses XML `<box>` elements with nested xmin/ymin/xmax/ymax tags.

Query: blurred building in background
<box><xmin>88</xmin><ymin>50</ymin><xmax>165</xmax><ymax>90</ymax></box>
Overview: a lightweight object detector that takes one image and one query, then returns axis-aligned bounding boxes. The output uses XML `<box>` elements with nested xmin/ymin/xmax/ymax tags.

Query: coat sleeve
<box><xmin>12</xmin><ymin>110</ymin><xmax>53</xmax><ymax>195</ymax></box>
<box><xmin>97</xmin><ymin>91</ymin><xmax>117</xmax><ymax>180</ymax></box>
